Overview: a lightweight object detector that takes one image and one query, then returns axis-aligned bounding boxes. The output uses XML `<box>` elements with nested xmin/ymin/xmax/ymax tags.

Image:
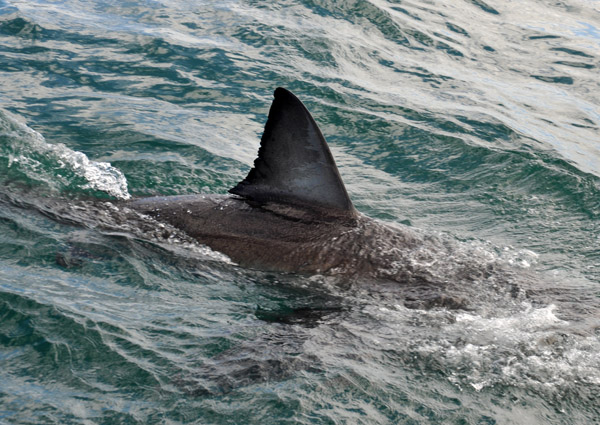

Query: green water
<box><xmin>0</xmin><ymin>0</ymin><xmax>599</xmax><ymax>423</ymax></box>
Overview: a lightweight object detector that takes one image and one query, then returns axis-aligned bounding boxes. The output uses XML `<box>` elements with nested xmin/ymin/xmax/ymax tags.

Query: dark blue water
<box><xmin>0</xmin><ymin>0</ymin><xmax>599</xmax><ymax>423</ymax></box>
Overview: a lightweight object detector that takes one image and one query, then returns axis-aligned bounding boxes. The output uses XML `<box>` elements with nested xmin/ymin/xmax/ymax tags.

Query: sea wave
<box><xmin>0</xmin><ymin>109</ymin><xmax>130</xmax><ymax>199</ymax></box>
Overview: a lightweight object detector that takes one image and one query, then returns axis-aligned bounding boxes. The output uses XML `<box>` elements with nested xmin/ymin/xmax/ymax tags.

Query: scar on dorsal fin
<box><xmin>229</xmin><ymin>87</ymin><xmax>356</xmax><ymax>216</ymax></box>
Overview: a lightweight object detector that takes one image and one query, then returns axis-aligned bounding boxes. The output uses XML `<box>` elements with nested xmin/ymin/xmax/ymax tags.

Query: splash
<box><xmin>0</xmin><ymin>109</ymin><xmax>131</xmax><ymax>200</ymax></box>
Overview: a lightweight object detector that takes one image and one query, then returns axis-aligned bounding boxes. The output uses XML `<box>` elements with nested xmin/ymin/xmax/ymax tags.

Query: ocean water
<box><xmin>0</xmin><ymin>0</ymin><xmax>599</xmax><ymax>423</ymax></box>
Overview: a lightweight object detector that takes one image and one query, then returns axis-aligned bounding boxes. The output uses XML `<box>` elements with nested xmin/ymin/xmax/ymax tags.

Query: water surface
<box><xmin>0</xmin><ymin>0</ymin><xmax>599</xmax><ymax>423</ymax></box>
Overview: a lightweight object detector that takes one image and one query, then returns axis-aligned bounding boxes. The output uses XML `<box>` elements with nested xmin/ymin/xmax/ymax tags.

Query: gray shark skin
<box><xmin>130</xmin><ymin>193</ymin><xmax>418</xmax><ymax>277</ymax></box>
<box><xmin>129</xmin><ymin>88</ymin><xmax>508</xmax><ymax>289</ymax></box>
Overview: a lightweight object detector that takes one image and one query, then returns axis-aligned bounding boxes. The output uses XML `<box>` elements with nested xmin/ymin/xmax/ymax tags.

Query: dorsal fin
<box><xmin>229</xmin><ymin>87</ymin><xmax>355</xmax><ymax>216</ymax></box>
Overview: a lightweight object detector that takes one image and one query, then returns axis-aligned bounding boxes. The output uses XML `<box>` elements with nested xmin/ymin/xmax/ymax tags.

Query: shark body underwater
<box><xmin>128</xmin><ymin>88</ymin><xmax>511</xmax><ymax>289</ymax></box>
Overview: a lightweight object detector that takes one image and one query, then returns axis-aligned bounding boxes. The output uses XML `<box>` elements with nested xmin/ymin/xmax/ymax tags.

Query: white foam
<box><xmin>361</xmin><ymin>300</ymin><xmax>600</xmax><ymax>397</ymax></box>
<box><xmin>1</xmin><ymin>110</ymin><xmax>131</xmax><ymax>199</ymax></box>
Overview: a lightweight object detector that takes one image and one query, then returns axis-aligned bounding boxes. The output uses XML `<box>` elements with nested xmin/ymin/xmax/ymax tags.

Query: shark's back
<box><xmin>130</xmin><ymin>193</ymin><xmax>363</xmax><ymax>273</ymax></box>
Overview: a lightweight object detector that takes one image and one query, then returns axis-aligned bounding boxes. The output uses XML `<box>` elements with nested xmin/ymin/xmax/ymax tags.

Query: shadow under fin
<box><xmin>229</xmin><ymin>87</ymin><xmax>356</xmax><ymax>216</ymax></box>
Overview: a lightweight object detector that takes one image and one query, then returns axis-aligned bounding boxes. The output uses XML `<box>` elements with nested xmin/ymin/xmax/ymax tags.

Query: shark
<box><xmin>129</xmin><ymin>88</ymin><xmax>509</xmax><ymax>292</ymax></box>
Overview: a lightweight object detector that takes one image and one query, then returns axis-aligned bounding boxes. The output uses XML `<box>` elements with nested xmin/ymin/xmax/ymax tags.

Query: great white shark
<box><xmin>128</xmin><ymin>88</ymin><xmax>510</xmax><ymax>289</ymax></box>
